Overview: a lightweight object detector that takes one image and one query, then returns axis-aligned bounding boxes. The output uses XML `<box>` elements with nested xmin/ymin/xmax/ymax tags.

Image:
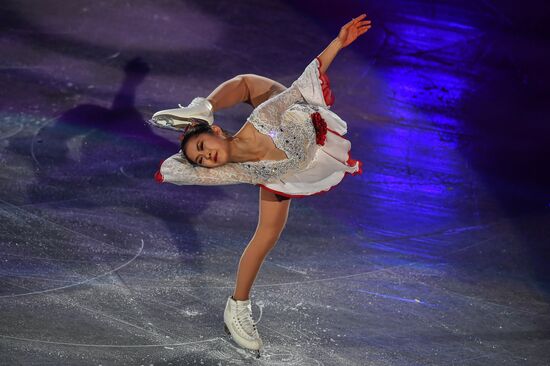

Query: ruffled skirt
<box><xmin>257</xmin><ymin>106</ymin><xmax>363</xmax><ymax>198</ymax></box>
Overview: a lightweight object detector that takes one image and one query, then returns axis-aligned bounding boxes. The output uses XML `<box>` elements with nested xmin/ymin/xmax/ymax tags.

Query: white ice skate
<box><xmin>148</xmin><ymin>97</ymin><xmax>214</xmax><ymax>131</ymax></box>
<box><xmin>223</xmin><ymin>296</ymin><xmax>264</xmax><ymax>358</ymax></box>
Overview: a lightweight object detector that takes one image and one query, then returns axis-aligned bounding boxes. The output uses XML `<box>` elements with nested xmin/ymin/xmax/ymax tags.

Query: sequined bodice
<box><xmin>239</xmin><ymin>98</ymin><xmax>318</xmax><ymax>183</ymax></box>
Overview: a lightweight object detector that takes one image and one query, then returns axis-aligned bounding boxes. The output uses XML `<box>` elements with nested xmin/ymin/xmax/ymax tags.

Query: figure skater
<box><xmin>149</xmin><ymin>13</ymin><xmax>372</xmax><ymax>358</ymax></box>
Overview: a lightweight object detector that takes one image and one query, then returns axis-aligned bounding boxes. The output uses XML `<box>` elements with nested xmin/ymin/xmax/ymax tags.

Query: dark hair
<box><xmin>180</xmin><ymin>122</ymin><xmax>233</xmax><ymax>166</ymax></box>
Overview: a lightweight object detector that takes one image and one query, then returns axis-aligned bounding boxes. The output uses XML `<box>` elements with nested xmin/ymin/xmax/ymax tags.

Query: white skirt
<box><xmin>257</xmin><ymin>106</ymin><xmax>363</xmax><ymax>198</ymax></box>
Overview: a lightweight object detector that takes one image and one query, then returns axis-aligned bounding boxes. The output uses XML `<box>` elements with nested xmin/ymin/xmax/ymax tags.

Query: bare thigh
<box><xmin>255</xmin><ymin>187</ymin><xmax>291</xmax><ymax>242</ymax></box>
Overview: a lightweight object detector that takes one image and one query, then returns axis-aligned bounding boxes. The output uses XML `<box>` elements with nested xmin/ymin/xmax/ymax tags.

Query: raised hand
<box><xmin>337</xmin><ymin>13</ymin><xmax>372</xmax><ymax>48</ymax></box>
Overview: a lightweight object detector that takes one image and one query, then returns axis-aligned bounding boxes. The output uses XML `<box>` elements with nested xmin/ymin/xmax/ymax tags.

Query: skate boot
<box><xmin>148</xmin><ymin>97</ymin><xmax>214</xmax><ymax>131</ymax></box>
<box><xmin>223</xmin><ymin>296</ymin><xmax>264</xmax><ymax>358</ymax></box>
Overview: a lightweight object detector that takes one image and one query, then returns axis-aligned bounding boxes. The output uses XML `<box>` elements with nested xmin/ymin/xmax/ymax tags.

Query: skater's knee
<box><xmin>254</xmin><ymin>223</ymin><xmax>285</xmax><ymax>246</ymax></box>
<box><xmin>229</xmin><ymin>75</ymin><xmax>252</xmax><ymax>105</ymax></box>
<box><xmin>232</xmin><ymin>74</ymin><xmax>247</xmax><ymax>83</ymax></box>
<box><xmin>254</xmin><ymin>222</ymin><xmax>286</xmax><ymax>244</ymax></box>
<box><xmin>233</xmin><ymin>74</ymin><xmax>257</xmax><ymax>87</ymax></box>
<box><xmin>238</xmin><ymin>73</ymin><xmax>261</xmax><ymax>81</ymax></box>
<box><xmin>239</xmin><ymin>74</ymin><xmax>283</xmax><ymax>107</ymax></box>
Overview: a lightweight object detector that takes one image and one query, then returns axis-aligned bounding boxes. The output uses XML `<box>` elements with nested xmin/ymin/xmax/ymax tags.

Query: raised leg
<box><xmin>232</xmin><ymin>188</ymin><xmax>291</xmax><ymax>301</ymax></box>
<box><xmin>206</xmin><ymin>74</ymin><xmax>286</xmax><ymax>112</ymax></box>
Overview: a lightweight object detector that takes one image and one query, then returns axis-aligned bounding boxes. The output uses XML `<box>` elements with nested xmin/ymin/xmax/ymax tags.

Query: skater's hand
<box><xmin>337</xmin><ymin>13</ymin><xmax>372</xmax><ymax>48</ymax></box>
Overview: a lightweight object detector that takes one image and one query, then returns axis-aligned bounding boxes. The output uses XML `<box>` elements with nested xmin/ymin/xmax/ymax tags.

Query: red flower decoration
<box><xmin>311</xmin><ymin>112</ymin><xmax>328</xmax><ymax>146</ymax></box>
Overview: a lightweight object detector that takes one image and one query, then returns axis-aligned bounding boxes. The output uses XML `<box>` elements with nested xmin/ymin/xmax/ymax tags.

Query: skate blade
<box><xmin>153</xmin><ymin>113</ymin><xmax>209</xmax><ymax>125</ymax></box>
<box><xmin>145</xmin><ymin>119</ymin><xmax>184</xmax><ymax>132</ymax></box>
<box><xmin>223</xmin><ymin>323</ymin><xmax>261</xmax><ymax>359</ymax></box>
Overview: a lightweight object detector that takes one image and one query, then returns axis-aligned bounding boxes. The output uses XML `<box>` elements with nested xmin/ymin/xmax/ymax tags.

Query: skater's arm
<box><xmin>244</xmin><ymin>14</ymin><xmax>373</xmax><ymax>120</ymax></box>
<box><xmin>316</xmin><ymin>38</ymin><xmax>344</xmax><ymax>75</ymax></box>
<box><xmin>316</xmin><ymin>13</ymin><xmax>372</xmax><ymax>74</ymax></box>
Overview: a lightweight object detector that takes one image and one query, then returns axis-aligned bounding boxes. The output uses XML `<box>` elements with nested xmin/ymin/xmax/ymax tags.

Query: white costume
<box><xmin>155</xmin><ymin>57</ymin><xmax>363</xmax><ymax>198</ymax></box>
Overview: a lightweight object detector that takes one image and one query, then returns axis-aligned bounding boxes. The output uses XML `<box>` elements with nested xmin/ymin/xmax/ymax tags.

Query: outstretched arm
<box><xmin>316</xmin><ymin>13</ymin><xmax>372</xmax><ymax>74</ymax></box>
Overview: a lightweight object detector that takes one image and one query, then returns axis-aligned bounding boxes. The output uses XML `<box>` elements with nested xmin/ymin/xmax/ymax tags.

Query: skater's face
<box><xmin>184</xmin><ymin>125</ymin><xmax>229</xmax><ymax>168</ymax></box>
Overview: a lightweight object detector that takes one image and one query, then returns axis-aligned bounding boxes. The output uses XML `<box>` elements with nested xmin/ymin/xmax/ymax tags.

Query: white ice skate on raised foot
<box><xmin>148</xmin><ymin>97</ymin><xmax>214</xmax><ymax>131</ymax></box>
<box><xmin>223</xmin><ymin>296</ymin><xmax>264</xmax><ymax>359</ymax></box>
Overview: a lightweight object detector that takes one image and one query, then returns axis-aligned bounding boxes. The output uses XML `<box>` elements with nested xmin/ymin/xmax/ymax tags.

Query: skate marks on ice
<box><xmin>30</xmin><ymin>114</ymin><xmax>63</xmax><ymax>167</ymax></box>
<box><xmin>2</xmin><ymin>332</ymin><xmax>324</xmax><ymax>366</ymax></box>
<box><xmin>0</xmin><ymin>239</ymin><xmax>144</xmax><ymax>298</ymax></box>
<box><xmin>256</xmin><ymin>344</ymin><xmax>324</xmax><ymax>365</ymax></box>
<box><xmin>0</xmin><ymin>117</ymin><xmax>25</xmax><ymax>141</ymax></box>
<box><xmin>0</xmin><ymin>333</ymin><xmax>221</xmax><ymax>349</ymax></box>
<box><xmin>1</xmin><ymin>191</ymin><xmax>402</xmax><ymax>365</ymax></box>
<box><xmin>217</xmin><ymin>336</ymin><xmax>325</xmax><ymax>365</ymax></box>
<box><xmin>0</xmin><ymin>198</ymin><xmax>145</xmax><ymax>298</ymax></box>
<box><xmin>0</xmin><ymin>200</ymin><xmax>323</xmax><ymax>365</ymax></box>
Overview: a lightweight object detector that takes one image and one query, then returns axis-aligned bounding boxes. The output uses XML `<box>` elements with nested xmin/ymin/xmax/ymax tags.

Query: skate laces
<box><xmin>236</xmin><ymin>300</ymin><xmax>264</xmax><ymax>335</ymax></box>
<box><xmin>178</xmin><ymin>97</ymin><xmax>206</xmax><ymax>109</ymax></box>
<box><xmin>178</xmin><ymin>97</ymin><xmax>196</xmax><ymax>109</ymax></box>
<box><xmin>178</xmin><ymin>98</ymin><xmax>213</xmax><ymax>118</ymax></box>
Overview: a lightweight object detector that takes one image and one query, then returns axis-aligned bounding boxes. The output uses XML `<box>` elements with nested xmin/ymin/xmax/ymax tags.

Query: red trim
<box><xmin>258</xmin><ymin>184</ymin><xmax>307</xmax><ymax>198</ymax></box>
<box><xmin>258</xmin><ymin>163</ymin><xmax>361</xmax><ymax>198</ymax></box>
<box><xmin>326</xmin><ymin>128</ymin><xmax>363</xmax><ymax>175</ymax></box>
<box><xmin>345</xmin><ymin>151</ymin><xmax>363</xmax><ymax>176</ymax></box>
<box><xmin>315</xmin><ymin>57</ymin><xmax>335</xmax><ymax>107</ymax></box>
<box><xmin>257</xmin><ymin>183</ymin><xmax>335</xmax><ymax>198</ymax></box>
<box><xmin>257</xmin><ymin>128</ymin><xmax>363</xmax><ymax>198</ymax></box>
<box><xmin>154</xmin><ymin>159</ymin><xmax>165</xmax><ymax>183</ymax></box>
<box><xmin>326</xmin><ymin>126</ymin><xmax>343</xmax><ymax>137</ymax></box>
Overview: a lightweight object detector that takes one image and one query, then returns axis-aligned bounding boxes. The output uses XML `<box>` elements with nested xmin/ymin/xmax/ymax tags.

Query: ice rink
<box><xmin>1</xmin><ymin>0</ymin><xmax>549</xmax><ymax>364</ymax></box>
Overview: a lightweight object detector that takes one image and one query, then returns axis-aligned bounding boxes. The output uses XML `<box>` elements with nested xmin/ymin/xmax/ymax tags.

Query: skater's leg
<box><xmin>232</xmin><ymin>188</ymin><xmax>291</xmax><ymax>301</ymax></box>
<box><xmin>206</xmin><ymin>74</ymin><xmax>286</xmax><ymax>112</ymax></box>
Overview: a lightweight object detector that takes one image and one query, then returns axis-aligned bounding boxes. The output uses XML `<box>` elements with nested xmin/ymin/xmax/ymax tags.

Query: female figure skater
<box><xmin>149</xmin><ymin>14</ymin><xmax>372</xmax><ymax>358</ymax></box>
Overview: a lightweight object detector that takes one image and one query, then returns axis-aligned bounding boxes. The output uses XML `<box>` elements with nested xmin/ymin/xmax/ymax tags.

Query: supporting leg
<box><xmin>206</xmin><ymin>74</ymin><xmax>286</xmax><ymax>112</ymax></box>
<box><xmin>232</xmin><ymin>188</ymin><xmax>291</xmax><ymax>301</ymax></box>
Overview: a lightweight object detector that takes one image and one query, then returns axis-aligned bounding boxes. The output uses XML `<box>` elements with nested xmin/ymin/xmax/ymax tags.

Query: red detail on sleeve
<box><xmin>154</xmin><ymin>170</ymin><xmax>164</xmax><ymax>183</ymax></box>
<box><xmin>315</xmin><ymin>57</ymin><xmax>335</xmax><ymax>107</ymax></box>
<box><xmin>154</xmin><ymin>159</ymin><xmax>165</xmax><ymax>183</ymax></box>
